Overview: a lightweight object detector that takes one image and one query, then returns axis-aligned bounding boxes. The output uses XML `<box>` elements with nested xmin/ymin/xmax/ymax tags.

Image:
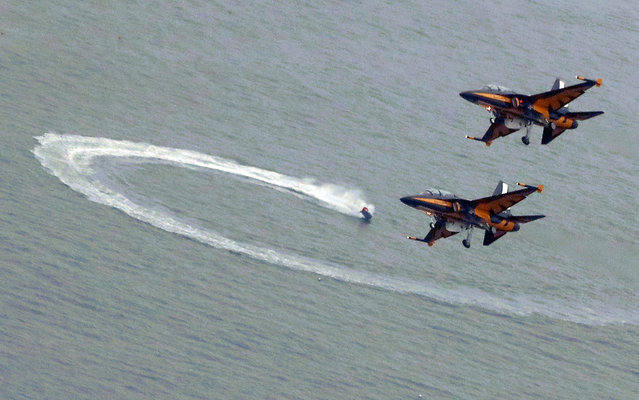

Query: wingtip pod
<box><xmin>407</xmin><ymin>236</ymin><xmax>434</xmax><ymax>246</ymax></box>
<box><xmin>516</xmin><ymin>182</ymin><xmax>544</xmax><ymax>192</ymax></box>
<box><xmin>466</xmin><ymin>136</ymin><xmax>492</xmax><ymax>146</ymax></box>
<box><xmin>576</xmin><ymin>75</ymin><xmax>603</xmax><ymax>87</ymax></box>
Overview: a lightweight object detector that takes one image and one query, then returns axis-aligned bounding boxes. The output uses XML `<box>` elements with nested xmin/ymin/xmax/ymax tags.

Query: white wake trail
<box><xmin>33</xmin><ymin>133</ymin><xmax>639</xmax><ymax>326</ymax></box>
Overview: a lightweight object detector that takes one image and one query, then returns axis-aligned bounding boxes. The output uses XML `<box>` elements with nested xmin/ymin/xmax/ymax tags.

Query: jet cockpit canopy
<box><xmin>421</xmin><ymin>188</ymin><xmax>457</xmax><ymax>199</ymax></box>
<box><xmin>481</xmin><ymin>84</ymin><xmax>515</xmax><ymax>94</ymax></box>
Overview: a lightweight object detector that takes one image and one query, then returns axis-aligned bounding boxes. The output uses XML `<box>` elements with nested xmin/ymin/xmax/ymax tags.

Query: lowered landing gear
<box><xmin>521</xmin><ymin>125</ymin><xmax>531</xmax><ymax>145</ymax></box>
<box><xmin>462</xmin><ymin>229</ymin><xmax>472</xmax><ymax>248</ymax></box>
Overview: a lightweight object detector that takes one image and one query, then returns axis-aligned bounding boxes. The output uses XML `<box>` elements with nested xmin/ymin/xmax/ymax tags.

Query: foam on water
<box><xmin>33</xmin><ymin>133</ymin><xmax>639</xmax><ymax>326</ymax></box>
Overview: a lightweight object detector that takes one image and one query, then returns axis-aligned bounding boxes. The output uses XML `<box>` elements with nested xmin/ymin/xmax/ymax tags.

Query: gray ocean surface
<box><xmin>2</xmin><ymin>1</ymin><xmax>638</xmax><ymax>398</ymax></box>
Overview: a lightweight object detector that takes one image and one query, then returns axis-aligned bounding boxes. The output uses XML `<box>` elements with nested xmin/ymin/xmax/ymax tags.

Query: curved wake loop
<box><xmin>33</xmin><ymin>133</ymin><xmax>639</xmax><ymax>326</ymax></box>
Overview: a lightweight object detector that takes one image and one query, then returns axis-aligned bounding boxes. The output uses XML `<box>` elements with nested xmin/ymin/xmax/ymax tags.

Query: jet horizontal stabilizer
<box><xmin>507</xmin><ymin>214</ymin><xmax>545</xmax><ymax>224</ymax></box>
<box><xmin>563</xmin><ymin>111</ymin><xmax>604</xmax><ymax>120</ymax></box>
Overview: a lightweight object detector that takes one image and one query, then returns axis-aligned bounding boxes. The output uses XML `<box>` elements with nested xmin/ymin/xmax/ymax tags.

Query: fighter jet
<box><xmin>460</xmin><ymin>76</ymin><xmax>603</xmax><ymax>146</ymax></box>
<box><xmin>400</xmin><ymin>181</ymin><xmax>544</xmax><ymax>248</ymax></box>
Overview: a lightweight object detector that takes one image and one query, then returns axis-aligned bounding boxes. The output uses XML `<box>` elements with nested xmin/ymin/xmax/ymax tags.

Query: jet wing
<box><xmin>408</xmin><ymin>220</ymin><xmax>458</xmax><ymax>246</ymax></box>
<box><xmin>424</xmin><ymin>223</ymin><xmax>458</xmax><ymax>244</ymax></box>
<box><xmin>476</xmin><ymin>117</ymin><xmax>519</xmax><ymax>144</ymax></box>
<box><xmin>471</xmin><ymin>185</ymin><xmax>541</xmax><ymax>215</ymax></box>
<box><xmin>530</xmin><ymin>79</ymin><xmax>600</xmax><ymax>112</ymax></box>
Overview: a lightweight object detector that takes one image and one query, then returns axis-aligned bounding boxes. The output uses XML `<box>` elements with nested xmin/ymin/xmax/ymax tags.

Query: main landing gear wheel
<box><xmin>521</xmin><ymin>136</ymin><xmax>530</xmax><ymax>145</ymax></box>
<box><xmin>463</xmin><ymin>229</ymin><xmax>472</xmax><ymax>248</ymax></box>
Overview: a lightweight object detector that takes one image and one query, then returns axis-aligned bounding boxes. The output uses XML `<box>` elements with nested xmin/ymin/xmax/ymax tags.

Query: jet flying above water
<box><xmin>400</xmin><ymin>181</ymin><xmax>544</xmax><ymax>248</ymax></box>
<box><xmin>460</xmin><ymin>76</ymin><xmax>603</xmax><ymax>146</ymax></box>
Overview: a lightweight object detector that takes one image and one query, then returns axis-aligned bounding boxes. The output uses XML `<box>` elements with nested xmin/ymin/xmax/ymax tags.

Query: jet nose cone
<box><xmin>513</xmin><ymin>223</ymin><xmax>521</xmax><ymax>232</ymax></box>
<box><xmin>459</xmin><ymin>91</ymin><xmax>476</xmax><ymax>102</ymax></box>
<box><xmin>400</xmin><ymin>196</ymin><xmax>416</xmax><ymax>207</ymax></box>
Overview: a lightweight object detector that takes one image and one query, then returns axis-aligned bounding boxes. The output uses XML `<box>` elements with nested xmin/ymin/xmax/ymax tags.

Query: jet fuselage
<box><xmin>459</xmin><ymin>77</ymin><xmax>603</xmax><ymax>146</ymax></box>
<box><xmin>400</xmin><ymin>183</ymin><xmax>544</xmax><ymax>247</ymax></box>
<box><xmin>400</xmin><ymin>193</ymin><xmax>520</xmax><ymax>232</ymax></box>
<box><xmin>459</xmin><ymin>90</ymin><xmax>578</xmax><ymax>130</ymax></box>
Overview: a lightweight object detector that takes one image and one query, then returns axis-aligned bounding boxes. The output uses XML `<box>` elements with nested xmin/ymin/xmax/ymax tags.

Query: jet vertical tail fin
<box><xmin>483</xmin><ymin>229</ymin><xmax>508</xmax><ymax>246</ymax></box>
<box><xmin>551</xmin><ymin>78</ymin><xmax>565</xmax><ymax>91</ymax></box>
<box><xmin>542</xmin><ymin>126</ymin><xmax>567</xmax><ymax>145</ymax></box>
<box><xmin>492</xmin><ymin>180</ymin><xmax>509</xmax><ymax>196</ymax></box>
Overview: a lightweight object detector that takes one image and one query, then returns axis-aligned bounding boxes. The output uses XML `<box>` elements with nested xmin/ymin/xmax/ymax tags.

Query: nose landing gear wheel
<box><xmin>462</xmin><ymin>239</ymin><xmax>471</xmax><ymax>248</ymax></box>
<box><xmin>521</xmin><ymin>136</ymin><xmax>530</xmax><ymax>145</ymax></box>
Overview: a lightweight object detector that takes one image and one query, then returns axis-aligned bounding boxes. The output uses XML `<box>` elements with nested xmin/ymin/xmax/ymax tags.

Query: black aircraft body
<box><xmin>460</xmin><ymin>76</ymin><xmax>603</xmax><ymax>146</ymax></box>
<box><xmin>400</xmin><ymin>181</ymin><xmax>544</xmax><ymax>248</ymax></box>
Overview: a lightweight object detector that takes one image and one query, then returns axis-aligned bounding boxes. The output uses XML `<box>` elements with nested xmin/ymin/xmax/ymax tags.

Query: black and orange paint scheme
<box><xmin>400</xmin><ymin>181</ymin><xmax>544</xmax><ymax>248</ymax></box>
<box><xmin>460</xmin><ymin>76</ymin><xmax>603</xmax><ymax>146</ymax></box>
